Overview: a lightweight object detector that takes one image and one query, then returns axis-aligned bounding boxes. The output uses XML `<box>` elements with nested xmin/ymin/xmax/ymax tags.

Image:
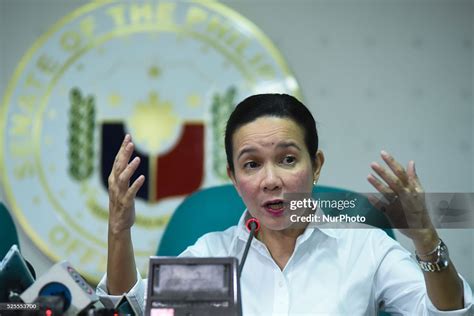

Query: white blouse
<box><xmin>97</xmin><ymin>211</ymin><xmax>473</xmax><ymax>315</ymax></box>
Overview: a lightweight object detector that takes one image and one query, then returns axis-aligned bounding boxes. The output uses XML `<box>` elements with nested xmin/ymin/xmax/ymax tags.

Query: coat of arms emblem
<box><xmin>1</xmin><ymin>0</ymin><xmax>300</xmax><ymax>282</ymax></box>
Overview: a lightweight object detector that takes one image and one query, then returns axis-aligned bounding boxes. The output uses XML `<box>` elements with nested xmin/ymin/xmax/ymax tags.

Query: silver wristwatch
<box><xmin>415</xmin><ymin>239</ymin><xmax>449</xmax><ymax>272</ymax></box>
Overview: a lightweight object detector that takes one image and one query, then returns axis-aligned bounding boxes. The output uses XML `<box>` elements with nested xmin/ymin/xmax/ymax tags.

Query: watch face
<box><xmin>439</xmin><ymin>243</ymin><xmax>449</xmax><ymax>265</ymax></box>
<box><xmin>417</xmin><ymin>241</ymin><xmax>449</xmax><ymax>272</ymax></box>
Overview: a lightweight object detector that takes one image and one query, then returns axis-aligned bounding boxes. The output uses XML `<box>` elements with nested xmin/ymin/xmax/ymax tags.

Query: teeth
<box><xmin>267</xmin><ymin>202</ymin><xmax>283</xmax><ymax>210</ymax></box>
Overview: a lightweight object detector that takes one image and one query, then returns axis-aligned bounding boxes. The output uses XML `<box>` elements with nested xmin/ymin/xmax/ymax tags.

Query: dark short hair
<box><xmin>225</xmin><ymin>93</ymin><xmax>318</xmax><ymax>173</ymax></box>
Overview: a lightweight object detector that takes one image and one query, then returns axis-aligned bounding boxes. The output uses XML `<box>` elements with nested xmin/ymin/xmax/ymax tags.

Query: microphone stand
<box><xmin>239</xmin><ymin>218</ymin><xmax>259</xmax><ymax>275</ymax></box>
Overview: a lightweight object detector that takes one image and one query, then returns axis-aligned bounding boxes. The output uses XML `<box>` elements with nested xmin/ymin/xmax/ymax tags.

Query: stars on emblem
<box><xmin>108</xmin><ymin>93</ymin><xmax>122</xmax><ymax>107</ymax></box>
<box><xmin>148</xmin><ymin>65</ymin><xmax>162</xmax><ymax>78</ymax></box>
<box><xmin>186</xmin><ymin>94</ymin><xmax>202</xmax><ymax>108</ymax></box>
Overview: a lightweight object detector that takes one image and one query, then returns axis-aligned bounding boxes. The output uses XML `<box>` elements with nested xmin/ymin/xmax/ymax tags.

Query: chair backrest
<box><xmin>157</xmin><ymin>185</ymin><xmax>244</xmax><ymax>256</ymax></box>
<box><xmin>156</xmin><ymin>184</ymin><xmax>394</xmax><ymax>256</ymax></box>
<box><xmin>0</xmin><ymin>202</ymin><xmax>20</xmax><ymax>258</ymax></box>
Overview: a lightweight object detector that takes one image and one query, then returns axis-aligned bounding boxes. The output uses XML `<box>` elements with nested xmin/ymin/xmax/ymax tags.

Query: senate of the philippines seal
<box><xmin>1</xmin><ymin>0</ymin><xmax>300</xmax><ymax>282</ymax></box>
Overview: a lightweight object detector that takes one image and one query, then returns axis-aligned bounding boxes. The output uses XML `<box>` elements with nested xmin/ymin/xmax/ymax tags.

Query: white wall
<box><xmin>1</xmin><ymin>0</ymin><xmax>472</xmax><ymax>286</ymax></box>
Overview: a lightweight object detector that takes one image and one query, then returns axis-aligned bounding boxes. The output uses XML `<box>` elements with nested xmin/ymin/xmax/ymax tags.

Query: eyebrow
<box><xmin>277</xmin><ymin>141</ymin><xmax>302</xmax><ymax>151</ymax></box>
<box><xmin>236</xmin><ymin>141</ymin><xmax>302</xmax><ymax>160</ymax></box>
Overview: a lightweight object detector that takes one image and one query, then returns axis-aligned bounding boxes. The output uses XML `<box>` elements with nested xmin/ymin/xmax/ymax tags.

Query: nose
<box><xmin>260</xmin><ymin>164</ymin><xmax>282</xmax><ymax>192</ymax></box>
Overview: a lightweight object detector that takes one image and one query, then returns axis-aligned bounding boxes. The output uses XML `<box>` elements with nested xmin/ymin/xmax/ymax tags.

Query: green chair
<box><xmin>0</xmin><ymin>202</ymin><xmax>20</xmax><ymax>259</ymax></box>
<box><xmin>157</xmin><ymin>185</ymin><xmax>244</xmax><ymax>256</ymax></box>
<box><xmin>156</xmin><ymin>184</ymin><xmax>393</xmax><ymax>315</ymax></box>
<box><xmin>156</xmin><ymin>184</ymin><xmax>394</xmax><ymax>256</ymax></box>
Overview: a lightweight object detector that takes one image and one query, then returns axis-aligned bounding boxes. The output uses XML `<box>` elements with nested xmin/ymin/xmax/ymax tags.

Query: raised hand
<box><xmin>367</xmin><ymin>150</ymin><xmax>435</xmax><ymax>243</ymax></box>
<box><xmin>107</xmin><ymin>134</ymin><xmax>145</xmax><ymax>234</ymax></box>
<box><xmin>367</xmin><ymin>151</ymin><xmax>465</xmax><ymax>310</ymax></box>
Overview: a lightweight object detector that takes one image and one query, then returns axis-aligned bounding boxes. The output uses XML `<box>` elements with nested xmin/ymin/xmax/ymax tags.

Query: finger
<box><xmin>367</xmin><ymin>193</ymin><xmax>387</xmax><ymax>211</ymax></box>
<box><xmin>126</xmin><ymin>175</ymin><xmax>145</xmax><ymax>199</ymax></box>
<box><xmin>370</xmin><ymin>162</ymin><xmax>404</xmax><ymax>194</ymax></box>
<box><xmin>367</xmin><ymin>174</ymin><xmax>397</xmax><ymax>203</ymax></box>
<box><xmin>380</xmin><ymin>150</ymin><xmax>408</xmax><ymax>184</ymax></box>
<box><xmin>113</xmin><ymin>141</ymin><xmax>135</xmax><ymax>176</ymax></box>
<box><xmin>367</xmin><ymin>194</ymin><xmax>400</xmax><ymax>228</ymax></box>
<box><xmin>113</xmin><ymin>134</ymin><xmax>131</xmax><ymax>164</ymax></box>
<box><xmin>118</xmin><ymin>156</ymin><xmax>141</xmax><ymax>186</ymax></box>
<box><xmin>406</xmin><ymin>160</ymin><xmax>422</xmax><ymax>188</ymax></box>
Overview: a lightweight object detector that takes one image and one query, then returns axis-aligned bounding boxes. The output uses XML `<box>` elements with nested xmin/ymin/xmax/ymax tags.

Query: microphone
<box><xmin>20</xmin><ymin>260</ymin><xmax>98</xmax><ymax>315</ymax></box>
<box><xmin>238</xmin><ymin>217</ymin><xmax>260</xmax><ymax>275</ymax></box>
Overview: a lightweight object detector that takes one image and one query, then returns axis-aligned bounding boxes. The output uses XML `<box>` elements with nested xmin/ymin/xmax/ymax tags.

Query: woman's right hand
<box><xmin>107</xmin><ymin>134</ymin><xmax>145</xmax><ymax>235</ymax></box>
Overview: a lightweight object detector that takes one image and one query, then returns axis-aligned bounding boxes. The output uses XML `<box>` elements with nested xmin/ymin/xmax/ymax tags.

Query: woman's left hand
<box><xmin>367</xmin><ymin>150</ymin><xmax>438</xmax><ymax>250</ymax></box>
<box><xmin>368</xmin><ymin>151</ymin><xmax>464</xmax><ymax>310</ymax></box>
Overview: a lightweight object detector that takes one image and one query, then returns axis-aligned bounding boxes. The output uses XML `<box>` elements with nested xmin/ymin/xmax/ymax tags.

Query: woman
<box><xmin>97</xmin><ymin>94</ymin><xmax>472</xmax><ymax>315</ymax></box>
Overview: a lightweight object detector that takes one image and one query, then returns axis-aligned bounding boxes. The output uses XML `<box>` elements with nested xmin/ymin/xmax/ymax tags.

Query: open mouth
<box><xmin>265</xmin><ymin>201</ymin><xmax>284</xmax><ymax>210</ymax></box>
<box><xmin>263</xmin><ymin>200</ymin><xmax>285</xmax><ymax>216</ymax></box>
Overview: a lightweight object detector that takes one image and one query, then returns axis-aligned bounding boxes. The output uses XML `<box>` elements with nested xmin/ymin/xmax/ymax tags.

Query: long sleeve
<box><xmin>373</xmin><ymin>230</ymin><xmax>473</xmax><ymax>315</ymax></box>
<box><xmin>94</xmin><ymin>232</ymin><xmax>216</xmax><ymax>315</ymax></box>
<box><xmin>96</xmin><ymin>269</ymin><xmax>147</xmax><ymax>315</ymax></box>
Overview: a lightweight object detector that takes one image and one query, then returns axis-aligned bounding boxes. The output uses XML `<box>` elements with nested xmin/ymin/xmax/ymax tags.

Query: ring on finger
<box><xmin>390</xmin><ymin>195</ymin><xmax>399</xmax><ymax>204</ymax></box>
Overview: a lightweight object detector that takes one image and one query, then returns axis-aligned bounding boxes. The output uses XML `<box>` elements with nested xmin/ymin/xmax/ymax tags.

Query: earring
<box><xmin>313</xmin><ymin>180</ymin><xmax>317</xmax><ymax>185</ymax></box>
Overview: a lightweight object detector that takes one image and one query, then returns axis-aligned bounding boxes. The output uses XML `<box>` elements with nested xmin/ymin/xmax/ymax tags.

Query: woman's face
<box><xmin>228</xmin><ymin>116</ymin><xmax>324</xmax><ymax>231</ymax></box>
